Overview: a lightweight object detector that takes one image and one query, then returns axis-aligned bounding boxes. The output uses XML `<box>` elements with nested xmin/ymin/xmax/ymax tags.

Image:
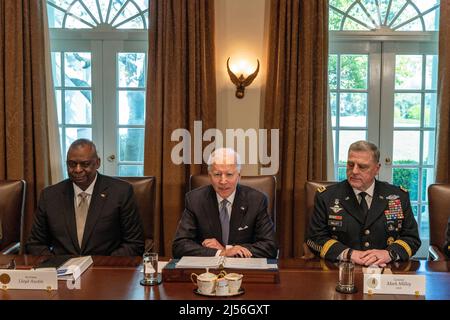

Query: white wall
<box><xmin>215</xmin><ymin>0</ymin><xmax>269</xmax><ymax>175</ymax></box>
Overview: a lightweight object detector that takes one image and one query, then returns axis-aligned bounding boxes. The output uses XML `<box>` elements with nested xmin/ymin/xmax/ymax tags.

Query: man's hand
<box><xmin>359</xmin><ymin>249</ymin><xmax>391</xmax><ymax>267</ymax></box>
<box><xmin>348</xmin><ymin>249</ymin><xmax>368</xmax><ymax>265</ymax></box>
<box><xmin>202</xmin><ymin>238</ymin><xmax>225</xmax><ymax>251</ymax></box>
<box><xmin>221</xmin><ymin>245</ymin><xmax>252</xmax><ymax>258</ymax></box>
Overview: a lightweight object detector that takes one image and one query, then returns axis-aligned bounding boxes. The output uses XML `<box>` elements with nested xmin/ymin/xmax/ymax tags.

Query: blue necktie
<box><xmin>220</xmin><ymin>199</ymin><xmax>230</xmax><ymax>245</ymax></box>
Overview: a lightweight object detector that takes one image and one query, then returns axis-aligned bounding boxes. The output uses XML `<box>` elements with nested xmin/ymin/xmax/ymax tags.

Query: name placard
<box><xmin>0</xmin><ymin>268</ymin><xmax>58</xmax><ymax>290</ymax></box>
<box><xmin>363</xmin><ymin>274</ymin><xmax>425</xmax><ymax>296</ymax></box>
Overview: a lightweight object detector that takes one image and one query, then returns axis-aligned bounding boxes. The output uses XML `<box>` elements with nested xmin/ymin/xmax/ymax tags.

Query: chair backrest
<box><xmin>189</xmin><ymin>174</ymin><xmax>277</xmax><ymax>227</ymax></box>
<box><xmin>117</xmin><ymin>176</ymin><xmax>156</xmax><ymax>252</ymax></box>
<box><xmin>0</xmin><ymin>180</ymin><xmax>26</xmax><ymax>250</ymax></box>
<box><xmin>428</xmin><ymin>183</ymin><xmax>450</xmax><ymax>249</ymax></box>
<box><xmin>305</xmin><ymin>181</ymin><xmax>337</xmax><ymax>227</ymax></box>
<box><xmin>302</xmin><ymin>181</ymin><xmax>336</xmax><ymax>259</ymax></box>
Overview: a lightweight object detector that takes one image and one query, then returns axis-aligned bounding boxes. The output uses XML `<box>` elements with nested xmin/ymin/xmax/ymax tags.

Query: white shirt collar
<box><xmin>73</xmin><ymin>173</ymin><xmax>98</xmax><ymax>197</ymax></box>
<box><xmin>352</xmin><ymin>180</ymin><xmax>375</xmax><ymax>198</ymax></box>
<box><xmin>216</xmin><ymin>189</ymin><xmax>237</xmax><ymax>206</ymax></box>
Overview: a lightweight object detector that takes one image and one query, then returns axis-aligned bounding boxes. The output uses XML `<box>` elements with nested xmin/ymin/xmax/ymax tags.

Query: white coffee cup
<box><xmin>191</xmin><ymin>271</ymin><xmax>218</xmax><ymax>295</ymax></box>
<box><xmin>224</xmin><ymin>273</ymin><xmax>243</xmax><ymax>294</ymax></box>
<box><xmin>215</xmin><ymin>278</ymin><xmax>229</xmax><ymax>296</ymax></box>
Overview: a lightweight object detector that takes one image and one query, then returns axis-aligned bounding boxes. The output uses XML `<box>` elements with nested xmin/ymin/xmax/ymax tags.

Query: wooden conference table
<box><xmin>0</xmin><ymin>255</ymin><xmax>449</xmax><ymax>300</ymax></box>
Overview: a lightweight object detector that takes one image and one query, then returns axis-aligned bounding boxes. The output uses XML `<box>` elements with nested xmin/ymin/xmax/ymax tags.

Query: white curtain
<box><xmin>42</xmin><ymin>0</ymin><xmax>63</xmax><ymax>183</ymax></box>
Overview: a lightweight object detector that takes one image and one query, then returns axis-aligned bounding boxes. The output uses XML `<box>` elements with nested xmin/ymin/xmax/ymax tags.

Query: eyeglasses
<box><xmin>66</xmin><ymin>160</ymin><xmax>96</xmax><ymax>169</ymax></box>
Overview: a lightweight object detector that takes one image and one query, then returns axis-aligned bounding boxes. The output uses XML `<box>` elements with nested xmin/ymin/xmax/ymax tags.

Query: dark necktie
<box><xmin>219</xmin><ymin>199</ymin><xmax>230</xmax><ymax>245</ymax></box>
<box><xmin>359</xmin><ymin>192</ymin><xmax>369</xmax><ymax>216</ymax></box>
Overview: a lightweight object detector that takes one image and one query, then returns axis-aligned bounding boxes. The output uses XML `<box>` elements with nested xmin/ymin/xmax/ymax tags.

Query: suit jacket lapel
<box><xmin>81</xmin><ymin>174</ymin><xmax>108</xmax><ymax>251</ymax></box>
<box><xmin>340</xmin><ymin>181</ymin><xmax>365</xmax><ymax>225</ymax></box>
<box><xmin>62</xmin><ymin>180</ymin><xmax>80</xmax><ymax>252</ymax></box>
<box><xmin>229</xmin><ymin>185</ymin><xmax>248</xmax><ymax>242</ymax></box>
<box><xmin>206</xmin><ymin>186</ymin><xmax>222</xmax><ymax>240</ymax></box>
<box><xmin>365</xmin><ymin>180</ymin><xmax>388</xmax><ymax>228</ymax></box>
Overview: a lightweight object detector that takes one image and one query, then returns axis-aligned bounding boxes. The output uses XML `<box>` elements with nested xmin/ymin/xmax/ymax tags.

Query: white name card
<box><xmin>0</xmin><ymin>268</ymin><xmax>58</xmax><ymax>290</ymax></box>
<box><xmin>364</xmin><ymin>274</ymin><xmax>425</xmax><ymax>296</ymax></box>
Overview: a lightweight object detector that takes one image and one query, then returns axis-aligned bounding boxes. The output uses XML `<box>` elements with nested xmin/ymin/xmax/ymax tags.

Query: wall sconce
<box><xmin>227</xmin><ymin>57</ymin><xmax>260</xmax><ymax>99</ymax></box>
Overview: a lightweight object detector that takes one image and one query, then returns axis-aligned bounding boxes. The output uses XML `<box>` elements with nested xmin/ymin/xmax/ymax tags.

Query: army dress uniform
<box><xmin>306</xmin><ymin>180</ymin><xmax>421</xmax><ymax>262</ymax></box>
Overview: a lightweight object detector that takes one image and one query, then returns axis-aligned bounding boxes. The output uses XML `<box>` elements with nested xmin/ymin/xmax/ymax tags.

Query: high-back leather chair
<box><xmin>117</xmin><ymin>176</ymin><xmax>156</xmax><ymax>252</ymax></box>
<box><xmin>427</xmin><ymin>183</ymin><xmax>450</xmax><ymax>260</ymax></box>
<box><xmin>303</xmin><ymin>181</ymin><xmax>336</xmax><ymax>259</ymax></box>
<box><xmin>189</xmin><ymin>174</ymin><xmax>277</xmax><ymax>227</ymax></box>
<box><xmin>0</xmin><ymin>180</ymin><xmax>26</xmax><ymax>252</ymax></box>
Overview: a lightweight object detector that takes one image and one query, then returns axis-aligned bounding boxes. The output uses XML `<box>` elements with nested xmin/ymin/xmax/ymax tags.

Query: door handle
<box><xmin>385</xmin><ymin>157</ymin><xmax>392</xmax><ymax>165</ymax></box>
<box><xmin>107</xmin><ymin>154</ymin><xmax>116</xmax><ymax>162</ymax></box>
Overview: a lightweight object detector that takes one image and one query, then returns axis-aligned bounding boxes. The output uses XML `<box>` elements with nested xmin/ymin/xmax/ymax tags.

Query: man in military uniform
<box><xmin>306</xmin><ymin>140</ymin><xmax>421</xmax><ymax>266</ymax></box>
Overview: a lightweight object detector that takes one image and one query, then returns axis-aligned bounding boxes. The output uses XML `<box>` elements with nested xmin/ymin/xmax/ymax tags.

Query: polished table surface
<box><xmin>0</xmin><ymin>255</ymin><xmax>449</xmax><ymax>300</ymax></box>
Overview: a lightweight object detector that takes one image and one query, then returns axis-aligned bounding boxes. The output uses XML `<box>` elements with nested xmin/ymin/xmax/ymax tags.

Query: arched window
<box><xmin>328</xmin><ymin>0</ymin><xmax>440</xmax><ymax>257</ymax></box>
<box><xmin>47</xmin><ymin>0</ymin><xmax>149</xmax><ymax>176</ymax></box>
<box><xmin>47</xmin><ymin>0</ymin><xmax>149</xmax><ymax>29</ymax></box>
<box><xmin>329</xmin><ymin>0</ymin><xmax>439</xmax><ymax>31</ymax></box>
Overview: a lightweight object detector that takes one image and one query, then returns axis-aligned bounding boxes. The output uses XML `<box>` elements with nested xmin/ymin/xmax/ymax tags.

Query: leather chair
<box><xmin>302</xmin><ymin>181</ymin><xmax>336</xmax><ymax>259</ymax></box>
<box><xmin>0</xmin><ymin>180</ymin><xmax>26</xmax><ymax>253</ymax></box>
<box><xmin>189</xmin><ymin>174</ymin><xmax>277</xmax><ymax>227</ymax></box>
<box><xmin>427</xmin><ymin>183</ymin><xmax>450</xmax><ymax>261</ymax></box>
<box><xmin>117</xmin><ymin>176</ymin><xmax>156</xmax><ymax>253</ymax></box>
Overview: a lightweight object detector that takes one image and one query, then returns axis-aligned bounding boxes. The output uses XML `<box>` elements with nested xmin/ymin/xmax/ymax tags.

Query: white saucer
<box><xmin>193</xmin><ymin>288</ymin><xmax>245</xmax><ymax>297</ymax></box>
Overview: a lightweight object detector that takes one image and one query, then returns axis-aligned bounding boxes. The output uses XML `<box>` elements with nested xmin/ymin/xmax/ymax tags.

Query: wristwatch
<box><xmin>388</xmin><ymin>249</ymin><xmax>398</xmax><ymax>262</ymax></box>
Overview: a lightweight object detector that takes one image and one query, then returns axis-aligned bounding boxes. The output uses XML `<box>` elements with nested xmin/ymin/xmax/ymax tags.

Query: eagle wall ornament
<box><xmin>226</xmin><ymin>58</ymin><xmax>260</xmax><ymax>99</ymax></box>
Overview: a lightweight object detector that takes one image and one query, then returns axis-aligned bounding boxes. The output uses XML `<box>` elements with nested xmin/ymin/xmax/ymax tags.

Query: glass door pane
<box><xmin>380</xmin><ymin>42</ymin><xmax>438</xmax><ymax>256</ymax></box>
<box><xmin>102</xmin><ymin>41</ymin><xmax>147</xmax><ymax>176</ymax></box>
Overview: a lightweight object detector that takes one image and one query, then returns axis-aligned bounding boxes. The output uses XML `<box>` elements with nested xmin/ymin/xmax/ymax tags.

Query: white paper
<box><xmin>0</xmin><ymin>269</ymin><xmax>58</xmax><ymax>290</ymax></box>
<box><xmin>363</xmin><ymin>274</ymin><xmax>426</xmax><ymax>295</ymax></box>
<box><xmin>175</xmin><ymin>256</ymin><xmax>274</xmax><ymax>269</ymax></box>
<box><xmin>57</xmin><ymin>256</ymin><xmax>93</xmax><ymax>281</ymax></box>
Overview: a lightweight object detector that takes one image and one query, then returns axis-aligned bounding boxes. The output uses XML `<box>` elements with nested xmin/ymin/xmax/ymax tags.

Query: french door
<box><xmin>51</xmin><ymin>39</ymin><xmax>147</xmax><ymax>176</ymax></box>
<box><xmin>329</xmin><ymin>40</ymin><xmax>438</xmax><ymax>255</ymax></box>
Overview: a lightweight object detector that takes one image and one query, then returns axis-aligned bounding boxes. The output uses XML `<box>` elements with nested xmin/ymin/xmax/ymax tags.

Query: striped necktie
<box><xmin>219</xmin><ymin>199</ymin><xmax>230</xmax><ymax>245</ymax></box>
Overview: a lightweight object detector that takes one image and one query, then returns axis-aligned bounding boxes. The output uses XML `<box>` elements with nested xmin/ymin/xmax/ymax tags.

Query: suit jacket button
<box><xmin>364</xmin><ymin>242</ymin><xmax>370</xmax><ymax>248</ymax></box>
<box><xmin>364</xmin><ymin>229</ymin><xmax>370</xmax><ymax>235</ymax></box>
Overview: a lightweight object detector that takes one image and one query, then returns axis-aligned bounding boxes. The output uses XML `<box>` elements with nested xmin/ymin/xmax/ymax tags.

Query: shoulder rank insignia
<box><xmin>400</xmin><ymin>186</ymin><xmax>408</xmax><ymax>193</ymax></box>
<box><xmin>317</xmin><ymin>186</ymin><xmax>327</xmax><ymax>193</ymax></box>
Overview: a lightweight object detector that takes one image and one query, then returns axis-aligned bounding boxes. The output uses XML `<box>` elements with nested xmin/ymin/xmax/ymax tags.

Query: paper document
<box><xmin>57</xmin><ymin>256</ymin><xmax>93</xmax><ymax>281</ymax></box>
<box><xmin>176</xmin><ymin>256</ymin><xmax>275</xmax><ymax>269</ymax></box>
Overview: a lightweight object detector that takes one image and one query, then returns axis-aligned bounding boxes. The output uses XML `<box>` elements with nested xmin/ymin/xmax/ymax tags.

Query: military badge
<box><xmin>328</xmin><ymin>214</ymin><xmax>343</xmax><ymax>220</ymax></box>
<box><xmin>387</xmin><ymin>237</ymin><xmax>395</xmax><ymax>245</ymax></box>
<box><xmin>330</xmin><ymin>199</ymin><xmax>343</xmax><ymax>214</ymax></box>
<box><xmin>386</xmin><ymin>194</ymin><xmax>399</xmax><ymax>200</ymax></box>
<box><xmin>387</xmin><ymin>223</ymin><xmax>395</xmax><ymax>231</ymax></box>
<box><xmin>386</xmin><ymin>199</ymin><xmax>404</xmax><ymax>219</ymax></box>
<box><xmin>328</xmin><ymin>220</ymin><xmax>343</xmax><ymax>227</ymax></box>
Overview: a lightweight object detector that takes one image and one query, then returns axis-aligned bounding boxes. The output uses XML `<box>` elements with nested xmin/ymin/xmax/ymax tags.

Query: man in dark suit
<box><xmin>172</xmin><ymin>148</ymin><xmax>277</xmax><ymax>258</ymax></box>
<box><xmin>306</xmin><ymin>140</ymin><xmax>421</xmax><ymax>266</ymax></box>
<box><xmin>26</xmin><ymin>139</ymin><xmax>144</xmax><ymax>256</ymax></box>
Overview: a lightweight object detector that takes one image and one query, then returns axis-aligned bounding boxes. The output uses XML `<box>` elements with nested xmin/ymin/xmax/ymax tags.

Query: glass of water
<box><xmin>336</xmin><ymin>261</ymin><xmax>356</xmax><ymax>294</ymax></box>
<box><xmin>140</xmin><ymin>252</ymin><xmax>161</xmax><ymax>286</ymax></box>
